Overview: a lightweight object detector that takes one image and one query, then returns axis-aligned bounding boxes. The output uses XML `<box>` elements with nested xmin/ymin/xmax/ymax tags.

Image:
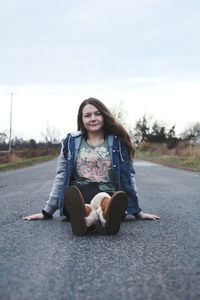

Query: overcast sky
<box><xmin>0</xmin><ymin>0</ymin><xmax>200</xmax><ymax>141</ymax></box>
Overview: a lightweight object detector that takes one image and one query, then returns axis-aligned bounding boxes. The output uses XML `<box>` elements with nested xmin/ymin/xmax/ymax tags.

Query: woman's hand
<box><xmin>23</xmin><ymin>213</ymin><xmax>45</xmax><ymax>221</ymax></box>
<box><xmin>135</xmin><ymin>211</ymin><xmax>160</xmax><ymax>220</ymax></box>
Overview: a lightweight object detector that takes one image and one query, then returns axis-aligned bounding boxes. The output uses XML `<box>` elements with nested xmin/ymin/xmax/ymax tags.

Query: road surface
<box><xmin>0</xmin><ymin>159</ymin><xmax>200</xmax><ymax>300</ymax></box>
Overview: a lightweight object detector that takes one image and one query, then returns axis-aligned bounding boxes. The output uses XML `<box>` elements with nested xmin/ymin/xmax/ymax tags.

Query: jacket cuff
<box><xmin>42</xmin><ymin>210</ymin><xmax>53</xmax><ymax>219</ymax></box>
<box><xmin>126</xmin><ymin>207</ymin><xmax>141</xmax><ymax>215</ymax></box>
<box><xmin>43</xmin><ymin>203</ymin><xmax>57</xmax><ymax>216</ymax></box>
<box><xmin>133</xmin><ymin>210</ymin><xmax>143</xmax><ymax>219</ymax></box>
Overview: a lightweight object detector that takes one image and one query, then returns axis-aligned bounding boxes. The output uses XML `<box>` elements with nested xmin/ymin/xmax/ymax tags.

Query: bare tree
<box><xmin>181</xmin><ymin>122</ymin><xmax>200</xmax><ymax>143</ymax></box>
<box><xmin>110</xmin><ymin>101</ymin><xmax>127</xmax><ymax>125</ymax></box>
<box><xmin>41</xmin><ymin>125</ymin><xmax>60</xmax><ymax>144</ymax></box>
<box><xmin>0</xmin><ymin>132</ymin><xmax>8</xmax><ymax>144</ymax></box>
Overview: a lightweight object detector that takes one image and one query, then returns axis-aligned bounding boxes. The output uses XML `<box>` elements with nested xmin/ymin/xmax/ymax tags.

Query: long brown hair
<box><xmin>77</xmin><ymin>98</ymin><xmax>135</xmax><ymax>159</ymax></box>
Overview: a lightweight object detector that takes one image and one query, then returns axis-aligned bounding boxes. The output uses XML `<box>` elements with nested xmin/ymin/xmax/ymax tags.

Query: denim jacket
<box><xmin>44</xmin><ymin>131</ymin><xmax>141</xmax><ymax>216</ymax></box>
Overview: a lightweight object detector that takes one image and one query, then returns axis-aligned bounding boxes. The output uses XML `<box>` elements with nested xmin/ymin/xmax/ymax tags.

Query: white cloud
<box><xmin>0</xmin><ymin>0</ymin><xmax>199</xmax><ymax>140</ymax></box>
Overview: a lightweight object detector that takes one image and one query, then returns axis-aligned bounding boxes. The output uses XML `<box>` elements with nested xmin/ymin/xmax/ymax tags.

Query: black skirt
<box><xmin>71</xmin><ymin>182</ymin><xmax>112</xmax><ymax>204</ymax></box>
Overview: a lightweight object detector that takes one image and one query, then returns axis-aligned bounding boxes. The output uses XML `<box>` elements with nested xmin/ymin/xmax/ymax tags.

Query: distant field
<box><xmin>1</xmin><ymin>144</ymin><xmax>200</xmax><ymax>172</ymax></box>
<box><xmin>136</xmin><ymin>144</ymin><xmax>200</xmax><ymax>172</ymax></box>
<box><xmin>0</xmin><ymin>148</ymin><xmax>60</xmax><ymax>171</ymax></box>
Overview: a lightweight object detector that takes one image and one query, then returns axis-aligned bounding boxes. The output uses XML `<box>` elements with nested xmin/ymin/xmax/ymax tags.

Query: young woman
<box><xmin>23</xmin><ymin>98</ymin><xmax>160</xmax><ymax>235</ymax></box>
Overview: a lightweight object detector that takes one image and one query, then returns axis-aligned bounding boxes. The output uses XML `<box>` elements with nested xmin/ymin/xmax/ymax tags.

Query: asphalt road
<box><xmin>0</xmin><ymin>159</ymin><xmax>200</xmax><ymax>300</ymax></box>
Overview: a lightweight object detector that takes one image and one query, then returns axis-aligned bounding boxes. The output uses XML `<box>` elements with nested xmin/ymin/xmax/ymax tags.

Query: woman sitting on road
<box><xmin>23</xmin><ymin>98</ymin><xmax>160</xmax><ymax>235</ymax></box>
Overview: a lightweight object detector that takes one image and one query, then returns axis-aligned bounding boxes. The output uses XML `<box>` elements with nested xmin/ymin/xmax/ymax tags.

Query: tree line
<box><xmin>132</xmin><ymin>116</ymin><xmax>200</xmax><ymax>148</ymax></box>
<box><xmin>0</xmin><ymin>125</ymin><xmax>60</xmax><ymax>151</ymax></box>
<box><xmin>0</xmin><ymin>116</ymin><xmax>200</xmax><ymax>151</ymax></box>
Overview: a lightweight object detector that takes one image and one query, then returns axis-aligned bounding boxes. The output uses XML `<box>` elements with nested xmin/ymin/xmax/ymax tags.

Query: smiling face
<box><xmin>82</xmin><ymin>104</ymin><xmax>104</xmax><ymax>134</ymax></box>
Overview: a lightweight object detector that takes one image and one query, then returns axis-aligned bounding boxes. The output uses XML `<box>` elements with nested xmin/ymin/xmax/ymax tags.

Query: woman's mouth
<box><xmin>90</xmin><ymin>123</ymin><xmax>99</xmax><ymax>126</ymax></box>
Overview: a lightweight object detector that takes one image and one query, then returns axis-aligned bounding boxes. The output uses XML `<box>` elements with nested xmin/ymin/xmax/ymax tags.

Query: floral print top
<box><xmin>72</xmin><ymin>138</ymin><xmax>115</xmax><ymax>193</ymax></box>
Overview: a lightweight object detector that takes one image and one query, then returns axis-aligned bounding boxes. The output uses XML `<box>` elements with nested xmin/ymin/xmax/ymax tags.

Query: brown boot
<box><xmin>91</xmin><ymin>191</ymin><xmax>128</xmax><ymax>234</ymax></box>
<box><xmin>104</xmin><ymin>192</ymin><xmax>128</xmax><ymax>234</ymax></box>
<box><xmin>64</xmin><ymin>185</ymin><xmax>88</xmax><ymax>236</ymax></box>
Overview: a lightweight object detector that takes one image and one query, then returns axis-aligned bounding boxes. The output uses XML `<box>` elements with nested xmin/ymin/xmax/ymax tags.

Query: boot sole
<box><xmin>105</xmin><ymin>192</ymin><xmax>128</xmax><ymax>235</ymax></box>
<box><xmin>64</xmin><ymin>186</ymin><xmax>87</xmax><ymax>236</ymax></box>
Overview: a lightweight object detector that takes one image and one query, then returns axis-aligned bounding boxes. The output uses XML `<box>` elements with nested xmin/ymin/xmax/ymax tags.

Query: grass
<box><xmin>136</xmin><ymin>150</ymin><xmax>200</xmax><ymax>172</ymax></box>
<box><xmin>0</xmin><ymin>154</ymin><xmax>57</xmax><ymax>171</ymax></box>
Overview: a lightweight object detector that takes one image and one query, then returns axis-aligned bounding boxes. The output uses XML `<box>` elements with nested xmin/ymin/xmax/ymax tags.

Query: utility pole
<box><xmin>8</xmin><ymin>92</ymin><xmax>13</xmax><ymax>155</ymax></box>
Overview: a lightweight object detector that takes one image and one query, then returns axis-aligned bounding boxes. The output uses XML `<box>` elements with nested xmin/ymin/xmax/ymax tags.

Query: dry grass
<box><xmin>0</xmin><ymin>148</ymin><xmax>60</xmax><ymax>171</ymax></box>
<box><xmin>0</xmin><ymin>154</ymin><xmax>58</xmax><ymax>171</ymax></box>
<box><xmin>1</xmin><ymin>143</ymin><xmax>200</xmax><ymax>172</ymax></box>
<box><xmin>136</xmin><ymin>142</ymin><xmax>200</xmax><ymax>171</ymax></box>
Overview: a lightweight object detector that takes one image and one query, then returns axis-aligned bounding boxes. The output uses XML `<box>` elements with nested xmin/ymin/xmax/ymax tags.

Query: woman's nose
<box><xmin>90</xmin><ymin>114</ymin><xmax>96</xmax><ymax>121</ymax></box>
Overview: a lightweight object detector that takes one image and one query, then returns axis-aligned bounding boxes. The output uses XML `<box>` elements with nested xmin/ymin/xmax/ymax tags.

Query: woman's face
<box><xmin>82</xmin><ymin>104</ymin><xmax>104</xmax><ymax>134</ymax></box>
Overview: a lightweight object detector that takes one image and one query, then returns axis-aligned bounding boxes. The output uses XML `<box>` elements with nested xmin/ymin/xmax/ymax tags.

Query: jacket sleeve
<box><xmin>120</xmin><ymin>144</ymin><xmax>141</xmax><ymax>214</ymax></box>
<box><xmin>43</xmin><ymin>144</ymin><xmax>67</xmax><ymax>215</ymax></box>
